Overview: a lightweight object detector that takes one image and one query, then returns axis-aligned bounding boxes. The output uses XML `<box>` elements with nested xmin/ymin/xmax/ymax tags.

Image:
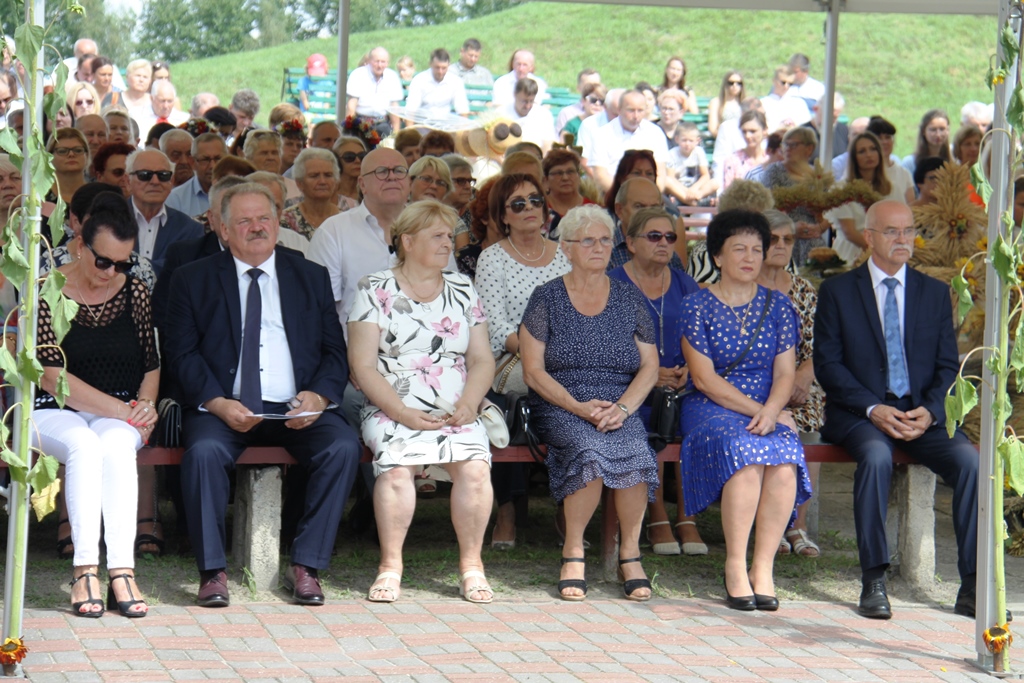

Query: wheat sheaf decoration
<box><xmin>911</xmin><ymin>161</ymin><xmax>988</xmax><ymax>268</ymax></box>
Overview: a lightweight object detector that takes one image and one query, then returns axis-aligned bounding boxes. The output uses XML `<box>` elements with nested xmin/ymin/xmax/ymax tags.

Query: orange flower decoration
<box><xmin>983</xmin><ymin>624</ymin><xmax>1013</xmax><ymax>654</ymax></box>
<box><xmin>0</xmin><ymin>637</ymin><xmax>27</xmax><ymax>665</ymax></box>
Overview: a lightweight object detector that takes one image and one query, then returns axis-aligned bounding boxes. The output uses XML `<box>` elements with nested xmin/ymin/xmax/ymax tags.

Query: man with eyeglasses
<box><xmin>762</xmin><ymin>65</ymin><xmax>812</xmax><ymax>132</ymax></box>
<box><xmin>814</xmin><ymin>200</ymin><xmax>981</xmax><ymax>621</ymax></box>
<box><xmin>127</xmin><ymin>149</ymin><xmax>204</xmax><ymax>277</ymax></box>
<box><xmin>167</xmin><ymin>133</ymin><xmax>226</xmax><ymax>218</ymax></box>
<box><xmin>608</xmin><ymin>178</ymin><xmax>684</xmax><ymax>273</ymax></box>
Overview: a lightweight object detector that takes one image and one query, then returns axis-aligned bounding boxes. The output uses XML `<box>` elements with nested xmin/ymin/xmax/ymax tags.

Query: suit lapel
<box><xmin>855</xmin><ymin>264</ymin><xmax>886</xmax><ymax>356</ymax></box>
<box><xmin>217</xmin><ymin>252</ymin><xmax>243</xmax><ymax>354</ymax></box>
<box><xmin>275</xmin><ymin>249</ymin><xmax>302</xmax><ymax>365</ymax></box>
<box><xmin>903</xmin><ymin>267</ymin><xmax>920</xmax><ymax>355</ymax></box>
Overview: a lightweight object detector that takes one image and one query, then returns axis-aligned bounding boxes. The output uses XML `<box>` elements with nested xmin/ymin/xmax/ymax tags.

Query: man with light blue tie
<box><xmin>814</xmin><ymin>200</ymin><xmax>979</xmax><ymax>620</ymax></box>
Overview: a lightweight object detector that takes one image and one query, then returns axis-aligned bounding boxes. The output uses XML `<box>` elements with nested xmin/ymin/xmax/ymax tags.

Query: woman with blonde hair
<box><xmin>47</xmin><ymin>128</ymin><xmax>90</xmax><ymax>204</ymax></box>
<box><xmin>655</xmin><ymin>89</ymin><xmax>687</xmax><ymax>147</ymax></box>
<box><xmin>119</xmin><ymin>59</ymin><xmax>153</xmax><ymax>113</ymax></box>
<box><xmin>67</xmin><ymin>82</ymin><xmax>101</xmax><ymax>119</ymax></box>
<box><xmin>409</xmin><ymin>155</ymin><xmax>452</xmax><ymax>203</ymax></box>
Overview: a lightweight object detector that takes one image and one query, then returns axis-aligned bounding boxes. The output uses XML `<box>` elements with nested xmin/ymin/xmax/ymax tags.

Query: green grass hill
<box><xmin>173</xmin><ymin>3</ymin><xmax>997</xmax><ymax>158</ymax></box>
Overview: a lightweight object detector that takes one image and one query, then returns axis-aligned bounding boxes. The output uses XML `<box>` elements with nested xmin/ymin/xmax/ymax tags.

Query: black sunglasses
<box><xmin>131</xmin><ymin>169</ymin><xmax>173</xmax><ymax>182</ymax></box>
<box><xmin>505</xmin><ymin>194</ymin><xmax>545</xmax><ymax>214</ymax></box>
<box><xmin>585</xmin><ymin>96</ymin><xmax>604</xmax><ymax>106</ymax></box>
<box><xmin>86</xmin><ymin>243</ymin><xmax>135</xmax><ymax>273</ymax></box>
<box><xmin>728</xmin><ymin>80</ymin><xmax>743</xmax><ymax>86</ymax></box>
<box><xmin>339</xmin><ymin>151</ymin><xmax>368</xmax><ymax>164</ymax></box>
<box><xmin>639</xmin><ymin>231</ymin><xmax>678</xmax><ymax>244</ymax></box>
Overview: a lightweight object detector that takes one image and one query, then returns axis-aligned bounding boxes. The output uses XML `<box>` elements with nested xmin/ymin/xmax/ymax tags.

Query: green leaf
<box><xmin>998</xmin><ymin>435</ymin><xmax>1024</xmax><ymax>497</ymax></box>
<box><xmin>50</xmin><ymin>292</ymin><xmax>77</xmax><ymax>345</ymax></box>
<box><xmin>991</xmin><ymin>234</ymin><xmax>1019</xmax><ymax>285</ymax></box>
<box><xmin>951</xmin><ymin>273</ymin><xmax>974</xmax><ymax>325</ymax></box>
<box><xmin>957</xmin><ymin>374</ymin><xmax>979</xmax><ymax>415</ymax></box>
<box><xmin>16</xmin><ymin>348</ymin><xmax>43</xmax><ymax>384</ymax></box>
<box><xmin>54</xmin><ymin>368</ymin><xmax>70</xmax><ymax>409</ymax></box>
<box><xmin>1002</xmin><ymin>21</ymin><xmax>1021</xmax><ymax>65</ymax></box>
<box><xmin>970</xmin><ymin>163</ymin><xmax>992</xmax><ymax>207</ymax></box>
<box><xmin>27</xmin><ymin>136</ymin><xmax>54</xmax><ymax>203</ymax></box>
<box><xmin>945</xmin><ymin>391</ymin><xmax>961</xmax><ymax>438</ymax></box>
<box><xmin>51</xmin><ymin>62</ymin><xmax>69</xmax><ymax>108</ymax></box>
<box><xmin>39</xmin><ymin>269</ymin><xmax>64</xmax><ymax>312</ymax></box>
<box><xmin>0</xmin><ymin>346</ymin><xmax>17</xmax><ymax>380</ymax></box>
<box><xmin>0</xmin><ymin>229</ymin><xmax>29</xmax><ymax>293</ymax></box>
<box><xmin>42</xmin><ymin>92</ymin><xmax>62</xmax><ymax>122</ymax></box>
<box><xmin>0</xmin><ymin>446</ymin><xmax>27</xmax><ymax>473</ymax></box>
<box><xmin>48</xmin><ymin>197</ymin><xmax>66</xmax><ymax>247</ymax></box>
<box><xmin>1007</xmin><ymin>85</ymin><xmax>1024</xmax><ymax>137</ymax></box>
<box><xmin>1014</xmin><ymin>315</ymin><xmax>1024</xmax><ymax>390</ymax></box>
<box><xmin>987</xmin><ymin>345</ymin><xmax>1004</xmax><ymax>377</ymax></box>
<box><xmin>27</xmin><ymin>453</ymin><xmax>58</xmax><ymax>493</ymax></box>
<box><xmin>0</xmin><ymin>126</ymin><xmax>19</xmax><ymax>157</ymax></box>
<box><xmin>13</xmin><ymin>24</ymin><xmax>43</xmax><ymax>73</ymax></box>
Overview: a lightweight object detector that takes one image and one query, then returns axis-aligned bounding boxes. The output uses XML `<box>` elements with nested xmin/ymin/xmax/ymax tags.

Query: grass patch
<box><xmin>173</xmin><ymin>3</ymin><xmax>997</xmax><ymax>157</ymax></box>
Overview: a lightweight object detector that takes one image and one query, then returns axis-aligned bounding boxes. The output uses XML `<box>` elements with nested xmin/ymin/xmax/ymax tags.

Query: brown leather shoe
<box><xmin>197</xmin><ymin>569</ymin><xmax>229</xmax><ymax>607</ymax></box>
<box><xmin>284</xmin><ymin>564</ymin><xmax>324</xmax><ymax>606</ymax></box>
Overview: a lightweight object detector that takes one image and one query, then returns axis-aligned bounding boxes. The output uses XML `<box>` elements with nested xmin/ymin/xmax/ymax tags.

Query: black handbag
<box><xmin>500</xmin><ymin>391</ymin><xmax>546</xmax><ymax>464</ymax></box>
<box><xmin>154</xmin><ymin>398</ymin><xmax>182</xmax><ymax>448</ymax></box>
<box><xmin>646</xmin><ymin>290</ymin><xmax>773</xmax><ymax>452</ymax></box>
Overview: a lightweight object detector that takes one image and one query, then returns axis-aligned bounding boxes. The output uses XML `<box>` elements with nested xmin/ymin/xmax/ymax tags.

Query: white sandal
<box><xmin>675</xmin><ymin>521</ymin><xmax>708</xmax><ymax>556</ymax></box>
<box><xmin>459</xmin><ymin>570</ymin><xmax>494</xmax><ymax>604</ymax></box>
<box><xmin>646</xmin><ymin>521</ymin><xmax>681</xmax><ymax>555</ymax></box>
<box><xmin>785</xmin><ymin>528</ymin><xmax>820</xmax><ymax>557</ymax></box>
<box><xmin>367</xmin><ymin>571</ymin><xmax>402</xmax><ymax>603</ymax></box>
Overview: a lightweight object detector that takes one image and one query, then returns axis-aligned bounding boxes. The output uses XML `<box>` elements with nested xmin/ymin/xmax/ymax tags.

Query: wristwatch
<box><xmin>616</xmin><ymin>403</ymin><xmax>629</xmax><ymax>418</ymax></box>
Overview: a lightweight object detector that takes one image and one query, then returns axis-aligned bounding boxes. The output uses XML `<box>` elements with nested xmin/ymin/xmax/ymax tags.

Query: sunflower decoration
<box><xmin>0</xmin><ymin>637</ymin><xmax>27</xmax><ymax>666</ymax></box>
<box><xmin>910</xmin><ymin>161</ymin><xmax>988</xmax><ymax>267</ymax></box>
<box><xmin>983</xmin><ymin>624</ymin><xmax>1012</xmax><ymax>656</ymax></box>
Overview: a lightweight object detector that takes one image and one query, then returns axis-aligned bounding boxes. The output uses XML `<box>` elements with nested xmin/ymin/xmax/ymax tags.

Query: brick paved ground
<box><xmin>17</xmin><ymin>597</ymin><xmax>1006</xmax><ymax>682</ymax></box>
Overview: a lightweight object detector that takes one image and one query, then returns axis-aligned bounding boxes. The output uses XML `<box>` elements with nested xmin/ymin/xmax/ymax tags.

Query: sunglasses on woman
<box><xmin>339</xmin><ymin>151</ymin><xmax>368</xmax><ymax>164</ymax></box>
<box><xmin>505</xmin><ymin>194</ymin><xmax>545</xmax><ymax>213</ymax></box>
<box><xmin>639</xmin><ymin>231</ymin><xmax>678</xmax><ymax>244</ymax></box>
<box><xmin>86</xmin><ymin>243</ymin><xmax>136</xmax><ymax>273</ymax></box>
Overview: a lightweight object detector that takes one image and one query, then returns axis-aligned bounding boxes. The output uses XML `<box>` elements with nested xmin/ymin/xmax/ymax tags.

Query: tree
<box><xmin>254</xmin><ymin>0</ymin><xmax>299</xmax><ymax>49</ymax></box>
<box><xmin>295</xmin><ymin>0</ymin><xmax>387</xmax><ymax>38</ymax></box>
<box><xmin>382</xmin><ymin>0</ymin><xmax>458</xmax><ymax>27</ymax></box>
<box><xmin>136</xmin><ymin>0</ymin><xmax>256</xmax><ymax>62</ymax></box>
<box><xmin>456</xmin><ymin>0</ymin><xmax>524</xmax><ymax>20</ymax></box>
<box><xmin>0</xmin><ymin>0</ymin><xmax>136</xmax><ymax>66</ymax></box>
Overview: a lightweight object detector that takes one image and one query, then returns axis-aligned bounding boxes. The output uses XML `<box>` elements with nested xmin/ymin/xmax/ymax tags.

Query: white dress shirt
<box><xmin>578</xmin><ymin>110</ymin><xmax>609</xmax><ymax>163</ymax></box>
<box><xmin>133</xmin><ymin>202</ymin><xmax>167</xmax><ymax>261</ymax></box>
<box><xmin>589</xmin><ymin>118</ymin><xmax>669</xmax><ymax>172</ymax></box>
<box><xmin>346</xmin><ymin>66</ymin><xmax>404</xmax><ymax>119</ymax></box>
<box><xmin>491</xmin><ymin>72</ymin><xmax>547</xmax><ymax>107</ymax></box>
<box><xmin>231</xmin><ymin>251</ymin><xmax>297</xmax><ymax>403</ymax></box>
<box><xmin>791</xmin><ymin>76</ymin><xmax>825</xmax><ymax>105</ymax></box>
<box><xmin>497</xmin><ymin>103</ymin><xmax>555</xmax><ymax>149</ymax></box>
<box><xmin>865</xmin><ymin>258</ymin><xmax>908</xmax><ymax>414</ymax></box>
<box><xmin>762</xmin><ymin>92</ymin><xmax>813</xmax><ymax>131</ymax></box>
<box><xmin>405</xmin><ymin>69</ymin><xmax>469</xmax><ymax>117</ymax></box>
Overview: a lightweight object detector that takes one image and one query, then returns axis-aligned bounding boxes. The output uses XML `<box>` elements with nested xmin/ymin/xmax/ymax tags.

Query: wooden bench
<box><xmin>129</xmin><ymin>440</ymin><xmax>936</xmax><ymax>590</ymax></box>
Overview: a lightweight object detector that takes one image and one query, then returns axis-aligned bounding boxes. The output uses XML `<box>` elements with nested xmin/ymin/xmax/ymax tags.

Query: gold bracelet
<box><xmin>137</xmin><ymin>398</ymin><xmax>156</xmax><ymax>407</ymax></box>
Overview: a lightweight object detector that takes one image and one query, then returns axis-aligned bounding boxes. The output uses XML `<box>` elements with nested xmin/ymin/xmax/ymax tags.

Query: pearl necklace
<box><xmin>630</xmin><ymin>262</ymin><xmax>667</xmax><ymax>356</ymax></box>
<box><xmin>507</xmin><ymin>236</ymin><xmax>545</xmax><ymax>263</ymax></box>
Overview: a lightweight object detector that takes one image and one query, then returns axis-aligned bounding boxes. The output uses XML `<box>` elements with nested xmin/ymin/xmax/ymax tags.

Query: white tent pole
<box><xmin>818</xmin><ymin>0</ymin><xmax>840</xmax><ymax>167</ymax></box>
<box><xmin>336</xmin><ymin>0</ymin><xmax>350</xmax><ymax>125</ymax></box>
<box><xmin>974</xmin><ymin>0</ymin><xmax>1016</xmax><ymax>666</ymax></box>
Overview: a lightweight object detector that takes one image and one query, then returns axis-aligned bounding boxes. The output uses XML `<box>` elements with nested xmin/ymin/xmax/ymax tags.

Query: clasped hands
<box><xmin>396</xmin><ymin>398</ymin><xmax>476</xmax><ymax>431</ymax></box>
<box><xmin>869</xmin><ymin>404</ymin><xmax>933</xmax><ymax>440</ymax></box>
<box><xmin>123</xmin><ymin>399</ymin><xmax>158</xmax><ymax>442</ymax></box>
<box><xmin>577</xmin><ymin>399</ymin><xmax>626</xmax><ymax>433</ymax></box>
<box><xmin>206</xmin><ymin>390</ymin><xmax>327</xmax><ymax>433</ymax></box>
<box><xmin>746</xmin><ymin>405</ymin><xmax>797</xmax><ymax>436</ymax></box>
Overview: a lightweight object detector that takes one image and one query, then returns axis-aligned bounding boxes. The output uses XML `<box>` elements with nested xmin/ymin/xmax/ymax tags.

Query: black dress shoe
<box><xmin>954</xmin><ymin>581</ymin><xmax>1014</xmax><ymax>621</ymax></box>
<box><xmin>284</xmin><ymin>564</ymin><xmax>325</xmax><ymax>606</ymax></box>
<box><xmin>197</xmin><ymin>569</ymin><xmax>229</xmax><ymax>608</ymax></box>
<box><xmin>858</xmin><ymin>579</ymin><xmax>892</xmax><ymax>619</ymax></box>
<box><xmin>754</xmin><ymin>593</ymin><xmax>779</xmax><ymax>611</ymax></box>
<box><xmin>723</xmin><ymin>578</ymin><xmax>756</xmax><ymax>611</ymax></box>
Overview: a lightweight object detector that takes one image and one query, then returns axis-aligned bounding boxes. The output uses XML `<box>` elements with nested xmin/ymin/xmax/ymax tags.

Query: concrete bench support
<box><xmin>231</xmin><ymin>465</ymin><xmax>283</xmax><ymax>591</ymax></box>
<box><xmin>893</xmin><ymin>463</ymin><xmax>938</xmax><ymax>589</ymax></box>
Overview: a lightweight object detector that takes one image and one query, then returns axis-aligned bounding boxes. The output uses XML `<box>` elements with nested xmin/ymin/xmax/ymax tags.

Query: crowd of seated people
<box><xmin>0</xmin><ymin>31</ymin><xmax>997</xmax><ymax>623</ymax></box>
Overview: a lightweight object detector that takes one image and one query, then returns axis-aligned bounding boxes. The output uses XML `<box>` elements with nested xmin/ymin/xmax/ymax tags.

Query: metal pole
<box><xmin>975</xmin><ymin>0</ymin><xmax>1017</xmax><ymax>666</ymax></box>
<box><xmin>818</xmin><ymin>0</ymin><xmax>840</xmax><ymax>166</ymax></box>
<box><xmin>336</xmin><ymin>0</ymin><xmax>350</xmax><ymax>125</ymax></box>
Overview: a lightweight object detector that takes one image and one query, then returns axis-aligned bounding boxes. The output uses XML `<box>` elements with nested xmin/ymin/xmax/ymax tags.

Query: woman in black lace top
<box><xmin>34</xmin><ymin>192</ymin><xmax>159</xmax><ymax>618</ymax></box>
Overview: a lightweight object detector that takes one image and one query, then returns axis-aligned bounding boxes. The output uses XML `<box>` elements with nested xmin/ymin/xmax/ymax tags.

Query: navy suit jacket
<box><xmin>131</xmin><ymin>200</ymin><xmax>205</xmax><ymax>277</ymax></box>
<box><xmin>813</xmin><ymin>262</ymin><xmax>960</xmax><ymax>443</ymax></box>
<box><xmin>163</xmin><ymin>247</ymin><xmax>348</xmax><ymax>411</ymax></box>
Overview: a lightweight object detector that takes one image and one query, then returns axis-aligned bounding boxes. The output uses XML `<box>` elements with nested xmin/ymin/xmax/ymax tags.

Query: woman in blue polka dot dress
<box><xmin>679</xmin><ymin>209</ymin><xmax>812</xmax><ymax>612</ymax></box>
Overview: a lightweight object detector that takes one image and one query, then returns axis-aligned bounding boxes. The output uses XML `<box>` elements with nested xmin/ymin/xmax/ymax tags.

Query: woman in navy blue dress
<box><xmin>680</xmin><ymin>209</ymin><xmax>811</xmax><ymax>611</ymax></box>
<box><xmin>520</xmin><ymin>205</ymin><xmax>660</xmax><ymax>602</ymax></box>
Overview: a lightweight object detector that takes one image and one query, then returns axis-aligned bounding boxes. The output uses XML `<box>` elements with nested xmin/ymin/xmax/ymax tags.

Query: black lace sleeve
<box><xmin>36</xmin><ymin>286</ymin><xmax>62</xmax><ymax>367</ymax></box>
<box><xmin>130</xmin><ymin>277</ymin><xmax>160</xmax><ymax>372</ymax></box>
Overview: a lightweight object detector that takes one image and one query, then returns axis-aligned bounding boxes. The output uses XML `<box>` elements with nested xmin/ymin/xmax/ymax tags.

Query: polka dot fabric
<box><xmin>678</xmin><ymin>285</ymin><xmax>812</xmax><ymax>516</ymax></box>
<box><xmin>521</xmin><ymin>277</ymin><xmax>659</xmax><ymax>502</ymax></box>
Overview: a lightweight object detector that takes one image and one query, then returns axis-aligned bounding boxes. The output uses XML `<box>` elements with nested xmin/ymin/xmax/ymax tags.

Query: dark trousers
<box><xmin>839</xmin><ymin>412</ymin><xmax>978</xmax><ymax>580</ymax></box>
<box><xmin>180</xmin><ymin>403</ymin><xmax>360</xmax><ymax>572</ymax></box>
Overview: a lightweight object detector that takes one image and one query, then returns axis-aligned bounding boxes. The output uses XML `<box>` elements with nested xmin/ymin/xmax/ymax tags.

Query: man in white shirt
<box><xmin>762</xmin><ymin>65</ymin><xmax>812</xmax><ymax>132</ymax></box>
<box><xmin>62</xmin><ymin>38</ymin><xmax>127</xmax><ymax>91</ymax></box>
<box><xmin>453</xmin><ymin>38</ymin><xmax>493</xmax><ymax>88</ymax></box>
<box><xmin>589</xmin><ymin>90</ymin><xmax>669</xmax><ymax>193</ymax></box>
<box><xmin>497</xmin><ymin>78</ymin><xmax>555</xmax><ymax>154</ymax></box>
<box><xmin>555</xmin><ymin>68</ymin><xmax>601</xmax><ymax>136</ymax></box>
<box><xmin>405</xmin><ymin>48</ymin><xmax>470</xmax><ymax>119</ymax></box>
<box><xmin>135</xmin><ymin>79</ymin><xmax>188</xmax><ymax>144</ymax></box>
<box><xmin>345</xmin><ymin>47</ymin><xmax>403</xmax><ymax>133</ymax></box>
<box><xmin>578</xmin><ymin>88</ymin><xmax>620</xmax><ymax>167</ymax></box>
<box><xmin>491</xmin><ymin>49</ymin><xmax>547</xmax><ymax>108</ymax></box>
<box><xmin>167</xmin><ymin>132</ymin><xmax>226</xmax><ymax>218</ymax></box>
<box><xmin>789</xmin><ymin>53</ymin><xmax>825</xmax><ymax>107</ymax></box>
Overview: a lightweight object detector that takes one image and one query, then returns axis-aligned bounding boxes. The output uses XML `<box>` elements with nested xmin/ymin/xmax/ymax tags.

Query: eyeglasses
<box><xmin>638</xmin><ymin>231</ymin><xmax>678</xmax><ymax>244</ymax></box>
<box><xmin>728</xmin><ymin>80</ymin><xmax>743</xmax><ymax>86</ymax></box>
<box><xmin>131</xmin><ymin>169</ymin><xmax>173</xmax><ymax>182</ymax></box>
<box><xmin>362</xmin><ymin>166</ymin><xmax>409</xmax><ymax>180</ymax></box>
<box><xmin>413</xmin><ymin>175</ymin><xmax>449</xmax><ymax>190</ymax></box>
<box><xmin>770</xmin><ymin>234</ymin><xmax>796</xmax><ymax>246</ymax></box>
<box><xmin>564</xmin><ymin>236</ymin><xmax>613</xmax><ymax>248</ymax></box>
<box><xmin>54</xmin><ymin>146</ymin><xmax>86</xmax><ymax>157</ymax></box>
<box><xmin>505</xmin><ymin>194</ymin><xmax>545</xmax><ymax>213</ymax></box>
<box><xmin>195</xmin><ymin>155</ymin><xmax>224</xmax><ymax>165</ymax></box>
<box><xmin>547</xmin><ymin>169</ymin><xmax>579</xmax><ymax>179</ymax></box>
<box><xmin>783</xmin><ymin>141</ymin><xmax>807</xmax><ymax>149</ymax></box>
<box><xmin>585</xmin><ymin>96</ymin><xmax>604</xmax><ymax>106</ymax></box>
<box><xmin>85</xmin><ymin>243</ymin><xmax>136</xmax><ymax>273</ymax></box>
<box><xmin>75</xmin><ymin>99</ymin><xmax>95</xmax><ymax>107</ymax></box>
<box><xmin>869</xmin><ymin>227</ymin><xmax>918</xmax><ymax>240</ymax></box>
<box><xmin>452</xmin><ymin>176</ymin><xmax>476</xmax><ymax>187</ymax></box>
<box><xmin>339</xmin><ymin>151</ymin><xmax>368</xmax><ymax>164</ymax></box>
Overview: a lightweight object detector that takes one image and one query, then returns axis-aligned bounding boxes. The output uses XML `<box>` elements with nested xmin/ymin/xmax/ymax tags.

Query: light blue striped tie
<box><xmin>883</xmin><ymin>277</ymin><xmax>909</xmax><ymax>398</ymax></box>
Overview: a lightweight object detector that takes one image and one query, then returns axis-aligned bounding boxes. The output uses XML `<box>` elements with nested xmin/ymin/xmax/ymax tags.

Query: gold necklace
<box><xmin>397</xmin><ymin>266</ymin><xmax>443</xmax><ymax>302</ymax></box>
<box><xmin>507</xmin><ymin>236</ymin><xmax>545</xmax><ymax>262</ymax></box>
<box><xmin>73</xmin><ymin>277</ymin><xmax>112</xmax><ymax>325</ymax></box>
<box><xmin>717</xmin><ymin>284</ymin><xmax>757</xmax><ymax>336</ymax></box>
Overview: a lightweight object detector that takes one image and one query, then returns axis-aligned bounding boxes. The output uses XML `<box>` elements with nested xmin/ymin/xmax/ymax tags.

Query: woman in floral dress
<box><xmin>348</xmin><ymin>199</ymin><xmax>496</xmax><ymax>605</ymax></box>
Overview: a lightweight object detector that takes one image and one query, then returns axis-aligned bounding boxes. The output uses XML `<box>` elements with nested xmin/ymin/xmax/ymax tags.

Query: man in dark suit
<box><xmin>164</xmin><ymin>182</ymin><xmax>359</xmax><ymax>607</ymax></box>
<box><xmin>127</xmin><ymin>149</ymin><xmax>205</xmax><ymax>277</ymax></box>
<box><xmin>814</xmin><ymin>200</ymin><xmax>978</xmax><ymax>620</ymax></box>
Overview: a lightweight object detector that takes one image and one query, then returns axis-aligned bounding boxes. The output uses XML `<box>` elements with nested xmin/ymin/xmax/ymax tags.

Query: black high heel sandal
<box><xmin>558</xmin><ymin>557</ymin><xmax>587</xmax><ymax>601</ymax></box>
<box><xmin>70</xmin><ymin>572</ymin><xmax>104</xmax><ymax>618</ymax></box>
<box><xmin>134</xmin><ymin>518</ymin><xmax>165</xmax><ymax>558</ymax></box>
<box><xmin>107</xmin><ymin>573</ymin><xmax>148</xmax><ymax>618</ymax></box>
<box><xmin>618</xmin><ymin>556</ymin><xmax>652</xmax><ymax>602</ymax></box>
<box><xmin>56</xmin><ymin>518</ymin><xmax>73</xmax><ymax>560</ymax></box>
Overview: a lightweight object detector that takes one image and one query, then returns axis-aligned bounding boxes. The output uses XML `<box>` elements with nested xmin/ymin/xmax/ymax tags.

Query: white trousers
<box><xmin>33</xmin><ymin>409</ymin><xmax>141</xmax><ymax>568</ymax></box>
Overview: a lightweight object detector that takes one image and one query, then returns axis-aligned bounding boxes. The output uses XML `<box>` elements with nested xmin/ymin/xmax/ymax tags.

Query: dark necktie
<box><xmin>239</xmin><ymin>268</ymin><xmax>263</xmax><ymax>412</ymax></box>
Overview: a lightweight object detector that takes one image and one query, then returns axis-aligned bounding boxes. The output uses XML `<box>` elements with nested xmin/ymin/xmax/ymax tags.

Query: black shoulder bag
<box><xmin>647</xmin><ymin>290</ymin><xmax>773</xmax><ymax>451</ymax></box>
